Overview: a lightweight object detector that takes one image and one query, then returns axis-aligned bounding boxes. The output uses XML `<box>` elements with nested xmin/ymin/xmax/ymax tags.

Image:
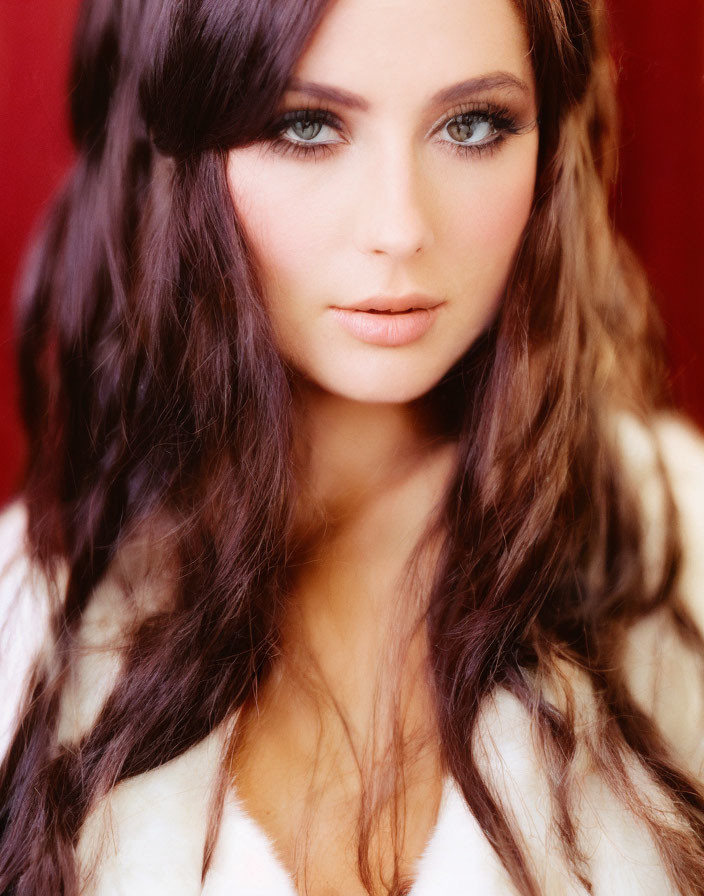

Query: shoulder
<box><xmin>0</xmin><ymin>498</ymin><xmax>57</xmax><ymax>759</ymax></box>
<box><xmin>614</xmin><ymin>410</ymin><xmax>704</xmax><ymax>589</ymax></box>
<box><xmin>78</xmin><ymin>726</ymin><xmax>229</xmax><ymax>896</ymax></box>
<box><xmin>613</xmin><ymin>411</ymin><xmax>704</xmax><ymax>663</ymax></box>
<box><xmin>473</xmin><ymin>679</ymin><xmax>678</xmax><ymax>895</ymax></box>
<box><xmin>470</xmin><ymin>413</ymin><xmax>704</xmax><ymax>893</ymax></box>
<box><xmin>0</xmin><ymin>495</ymin><xmax>174</xmax><ymax>758</ymax></box>
<box><xmin>614</xmin><ymin>412</ymin><xmax>704</xmax><ymax>777</ymax></box>
<box><xmin>651</xmin><ymin>414</ymin><xmax>704</xmax><ymax>629</ymax></box>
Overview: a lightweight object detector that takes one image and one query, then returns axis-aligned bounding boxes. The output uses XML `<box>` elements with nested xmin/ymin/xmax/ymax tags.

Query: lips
<box><xmin>340</xmin><ymin>294</ymin><xmax>442</xmax><ymax>313</ymax></box>
<box><xmin>365</xmin><ymin>307</ymin><xmax>421</xmax><ymax>314</ymax></box>
<box><xmin>329</xmin><ymin>304</ymin><xmax>441</xmax><ymax>347</ymax></box>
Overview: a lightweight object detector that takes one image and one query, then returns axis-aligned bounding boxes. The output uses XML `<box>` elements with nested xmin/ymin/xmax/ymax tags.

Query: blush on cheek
<box><xmin>228</xmin><ymin>160</ymin><xmax>337</xmax><ymax>291</ymax></box>
<box><xmin>441</xmin><ymin>159</ymin><xmax>537</xmax><ymax>342</ymax></box>
<box><xmin>472</xmin><ymin>167</ymin><xmax>536</xmax><ymax>257</ymax></box>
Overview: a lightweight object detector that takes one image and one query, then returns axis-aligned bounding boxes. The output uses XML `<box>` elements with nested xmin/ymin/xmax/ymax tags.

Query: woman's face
<box><xmin>227</xmin><ymin>0</ymin><xmax>538</xmax><ymax>404</ymax></box>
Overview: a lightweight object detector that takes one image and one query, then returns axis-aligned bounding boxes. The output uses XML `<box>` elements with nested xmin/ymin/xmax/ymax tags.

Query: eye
<box><xmin>283</xmin><ymin>113</ymin><xmax>338</xmax><ymax>145</ymax></box>
<box><xmin>430</xmin><ymin>103</ymin><xmax>524</xmax><ymax>158</ymax></box>
<box><xmin>264</xmin><ymin>103</ymin><xmax>527</xmax><ymax>162</ymax></box>
<box><xmin>263</xmin><ymin>108</ymin><xmax>345</xmax><ymax>160</ymax></box>
<box><xmin>443</xmin><ymin>114</ymin><xmax>497</xmax><ymax>146</ymax></box>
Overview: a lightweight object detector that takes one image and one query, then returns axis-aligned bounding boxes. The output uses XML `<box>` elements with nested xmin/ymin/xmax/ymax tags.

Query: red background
<box><xmin>1</xmin><ymin>2</ymin><xmax>703</xmax><ymax>505</ymax></box>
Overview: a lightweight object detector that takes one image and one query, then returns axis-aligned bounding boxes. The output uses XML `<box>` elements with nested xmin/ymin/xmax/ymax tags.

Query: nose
<box><xmin>355</xmin><ymin>142</ymin><xmax>435</xmax><ymax>260</ymax></box>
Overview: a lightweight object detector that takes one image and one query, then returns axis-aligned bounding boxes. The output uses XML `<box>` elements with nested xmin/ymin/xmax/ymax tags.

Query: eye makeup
<box><xmin>262</xmin><ymin>99</ymin><xmax>533</xmax><ymax>162</ymax></box>
<box><xmin>430</xmin><ymin>101</ymin><xmax>529</xmax><ymax>159</ymax></box>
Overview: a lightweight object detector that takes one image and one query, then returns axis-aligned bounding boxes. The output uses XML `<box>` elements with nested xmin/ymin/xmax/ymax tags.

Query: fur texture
<box><xmin>1</xmin><ymin>414</ymin><xmax>703</xmax><ymax>894</ymax></box>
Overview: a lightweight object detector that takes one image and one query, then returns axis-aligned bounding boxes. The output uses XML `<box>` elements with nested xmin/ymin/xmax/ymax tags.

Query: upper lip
<box><xmin>336</xmin><ymin>294</ymin><xmax>443</xmax><ymax>313</ymax></box>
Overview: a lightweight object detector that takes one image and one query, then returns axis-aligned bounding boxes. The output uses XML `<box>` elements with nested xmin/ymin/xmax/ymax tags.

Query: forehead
<box><xmin>292</xmin><ymin>0</ymin><xmax>533</xmax><ymax>106</ymax></box>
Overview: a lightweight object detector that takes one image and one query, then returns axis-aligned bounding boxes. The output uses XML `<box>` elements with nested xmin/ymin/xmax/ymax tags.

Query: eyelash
<box><xmin>264</xmin><ymin>102</ymin><xmax>522</xmax><ymax>161</ymax></box>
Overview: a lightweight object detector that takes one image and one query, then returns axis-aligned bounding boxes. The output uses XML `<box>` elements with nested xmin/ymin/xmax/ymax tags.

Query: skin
<box><xmin>226</xmin><ymin>0</ymin><xmax>538</xmax><ymax>521</ymax></box>
<box><xmin>225</xmin><ymin>0</ymin><xmax>539</xmax><ymax>891</ymax></box>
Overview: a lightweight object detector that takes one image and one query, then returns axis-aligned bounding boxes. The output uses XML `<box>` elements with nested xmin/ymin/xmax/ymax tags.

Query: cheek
<box><xmin>226</xmin><ymin>150</ymin><xmax>334</xmax><ymax>302</ymax></box>
<box><xmin>440</xmin><ymin>145</ymin><xmax>537</xmax><ymax>289</ymax></box>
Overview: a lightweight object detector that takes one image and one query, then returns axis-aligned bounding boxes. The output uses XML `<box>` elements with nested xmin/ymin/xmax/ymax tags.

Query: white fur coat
<box><xmin>2</xmin><ymin>414</ymin><xmax>704</xmax><ymax>895</ymax></box>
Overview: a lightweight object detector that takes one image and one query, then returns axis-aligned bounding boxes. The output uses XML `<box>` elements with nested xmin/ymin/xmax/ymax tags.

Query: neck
<box><xmin>282</xmin><ymin>378</ymin><xmax>456</xmax><ymax>713</ymax></box>
<box><xmin>291</xmin><ymin>378</ymin><xmax>446</xmax><ymax>531</ymax></box>
<box><xmin>232</xmin><ymin>377</ymin><xmax>457</xmax><ymax>770</ymax></box>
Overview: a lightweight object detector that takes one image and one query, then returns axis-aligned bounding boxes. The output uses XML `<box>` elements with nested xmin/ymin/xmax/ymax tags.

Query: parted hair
<box><xmin>1</xmin><ymin>0</ymin><xmax>704</xmax><ymax>894</ymax></box>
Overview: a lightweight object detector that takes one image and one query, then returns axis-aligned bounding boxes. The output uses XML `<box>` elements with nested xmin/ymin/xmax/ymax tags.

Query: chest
<box><xmin>202</xmin><ymin>776</ymin><xmax>516</xmax><ymax>896</ymax></box>
<box><xmin>76</xmin><ymin>698</ymin><xmax>678</xmax><ymax>896</ymax></box>
<box><xmin>227</xmin><ymin>680</ymin><xmax>446</xmax><ymax>895</ymax></box>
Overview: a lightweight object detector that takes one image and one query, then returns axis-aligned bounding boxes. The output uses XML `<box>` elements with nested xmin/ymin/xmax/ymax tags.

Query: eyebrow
<box><xmin>285</xmin><ymin>72</ymin><xmax>531</xmax><ymax>112</ymax></box>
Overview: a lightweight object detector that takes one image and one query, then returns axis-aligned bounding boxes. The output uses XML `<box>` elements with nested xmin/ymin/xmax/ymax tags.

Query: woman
<box><xmin>1</xmin><ymin>0</ymin><xmax>704</xmax><ymax>893</ymax></box>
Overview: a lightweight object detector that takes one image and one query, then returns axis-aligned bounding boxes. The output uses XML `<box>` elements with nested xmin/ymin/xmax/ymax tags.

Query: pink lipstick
<box><xmin>330</xmin><ymin>296</ymin><xmax>442</xmax><ymax>347</ymax></box>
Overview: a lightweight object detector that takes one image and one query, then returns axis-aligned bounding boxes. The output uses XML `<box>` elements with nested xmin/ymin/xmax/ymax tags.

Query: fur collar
<box><xmin>2</xmin><ymin>412</ymin><xmax>703</xmax><ymax>894</ymax></box>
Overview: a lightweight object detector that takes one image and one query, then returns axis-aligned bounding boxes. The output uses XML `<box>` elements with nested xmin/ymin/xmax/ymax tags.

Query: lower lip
<box><xmin>329</xmin><ymin>306</ymin><xmax>441</xmax><ymax>347</ymax></box>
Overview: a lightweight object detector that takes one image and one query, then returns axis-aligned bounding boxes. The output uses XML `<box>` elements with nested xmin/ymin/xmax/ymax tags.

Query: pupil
<box><xmin>295</xmin><ymin>119</ymin><xmax>322</xmax><ymax>141</ymax></box>
<box><xmin>448</xmin><ymin>116</ymin><xmax>492</xmax><ymax>144</ymax></box>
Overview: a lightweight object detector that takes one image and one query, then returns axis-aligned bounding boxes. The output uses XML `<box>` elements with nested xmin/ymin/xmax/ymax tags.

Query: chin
<box><xmin>310</xmin><ymin>369</ymin><xmax>446</xmax><ymax>405</ymax></box>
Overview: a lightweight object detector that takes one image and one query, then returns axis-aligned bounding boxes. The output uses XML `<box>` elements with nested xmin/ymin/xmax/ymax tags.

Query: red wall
<box><xmin>0</xmin><ymin>4</ymin><xmax>77</xmax><ymax>503</ymax></box>
<box><xmin>609</xmin><ymin>0</ymin><xmax>704</xmax><ymax>423</ymax></box>
<box><xmin>1</xmin><ymin>2</ymin><xmax>703</xmax><ymax>505</ymax></box>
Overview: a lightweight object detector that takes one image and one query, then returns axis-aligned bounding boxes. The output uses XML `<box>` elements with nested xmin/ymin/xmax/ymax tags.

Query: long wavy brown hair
<box><xmin>2</xmin><ymin>0</ymin><xmax>704</xmax><ymax>894</ymax></box>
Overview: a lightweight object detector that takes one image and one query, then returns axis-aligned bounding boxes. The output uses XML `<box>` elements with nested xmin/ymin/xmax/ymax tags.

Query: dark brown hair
<box><xmin>2</xmin><ymin>0</ymin><xmax>704</xmax><ymax>893</ymax></box>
